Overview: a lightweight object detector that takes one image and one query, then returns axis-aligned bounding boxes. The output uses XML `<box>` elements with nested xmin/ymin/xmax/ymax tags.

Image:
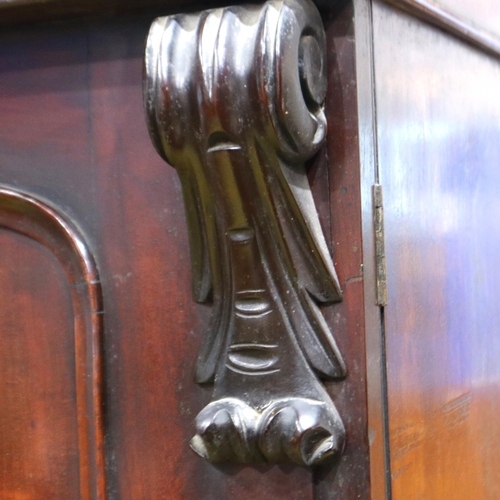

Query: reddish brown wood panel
<box><xmin>0</xmin><ymin>228</ymin><xmax>80</xmax><ymax>500</ymax></box>
<box><xmin>0</xmin><ymin>7</ymin><xmax>370</xmax><ymax>499</ymax></box>
<box><xmin>373</xmin><ymin>2</ymin><xmax>500</xmax><ymax>499</ymax></box>
<box><xmin>86</xmin><ymin>17</ymin><xmax>314</xmax><ymax>500</ymax></box>
<box><xmin>0</xmin><ymin>15</ymin><xmax>318</xmax><ymax>500</ymax></box>
<box><xmin>0</xmin><ymin>189</ymin><xmax>105</xmax><ymax>500</ymax></box>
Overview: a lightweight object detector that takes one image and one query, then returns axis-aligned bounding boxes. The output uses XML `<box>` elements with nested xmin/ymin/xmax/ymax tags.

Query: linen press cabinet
<box><xmin>1</xmin><ymin>0</ymin><xmax>499</xmax><ymax>498</ymax></box>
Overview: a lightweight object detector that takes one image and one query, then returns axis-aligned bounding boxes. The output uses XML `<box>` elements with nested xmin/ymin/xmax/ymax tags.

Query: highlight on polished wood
<box><xmin>371</xmin><ymin>1</ymin><xmax>500</xmax><ymax>498</ymax></box>
<box><xmin>144</xmin><ymin>0</ymin><xmax>347</xmax><ymax>467</ymax></box>
<box><xmin>0</xmin><ymin>187</ymin><xmax>106</xmax><ymax>500</ymax></box>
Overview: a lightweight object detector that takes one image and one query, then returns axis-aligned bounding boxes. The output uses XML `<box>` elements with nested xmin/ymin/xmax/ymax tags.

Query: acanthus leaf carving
<box><xmin>144</xmin><ymin>0</ymin><xmax>346</xmax><ymax>466</ymax></box>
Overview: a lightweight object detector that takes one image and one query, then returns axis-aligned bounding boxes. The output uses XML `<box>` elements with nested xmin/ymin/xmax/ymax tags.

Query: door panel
<box><xmin>0</xmin><ymin>229</ymin><xmax>80</xmax><ymax>500</ymax></box>
<box><xmin>0</xmin><ymin>188</ymin><xmax>105</xmax><ymax>500</ymax></box>
<box><xmin>0</xmin><ymin>14</ymin><xmax>323</xmax><ymax>499</ymax></box>
<box><xmin>0</xmin><ymin>4</ymin><xmax>372</xmax><ymax>499</ymax></box>
<box><xmin>373</xmin><ymin>2</ymin><xmax>500</xmax><ymax>498</ymax></box>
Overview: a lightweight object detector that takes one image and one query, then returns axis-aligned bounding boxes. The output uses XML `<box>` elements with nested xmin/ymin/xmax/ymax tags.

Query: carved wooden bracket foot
<box><xmin>191</xmin><ymin>397</ymin><xmax>344</xmax><ymax>466</ymax></box>
<box><xmin>144</xmin><ymin>0</ymin><xmax>346</xmax><ymax>466</ymax></box>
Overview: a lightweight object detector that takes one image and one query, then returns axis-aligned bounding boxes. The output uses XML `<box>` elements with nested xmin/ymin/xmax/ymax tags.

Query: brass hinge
<box><xmin>373</xmin><ymin>184</ymin><xmax>387</xmax><ymax>306</ymax></box>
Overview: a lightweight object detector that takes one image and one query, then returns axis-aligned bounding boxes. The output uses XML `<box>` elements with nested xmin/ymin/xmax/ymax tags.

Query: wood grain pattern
<box><xmin>373</xmin><ymin>2</ymin><xmax>500</xmax><ymax>498</ymax></box>
<box><xmin>0</xmin><ymin>188</ymin><xmax>105</xmax><ymax>499</ymax></box>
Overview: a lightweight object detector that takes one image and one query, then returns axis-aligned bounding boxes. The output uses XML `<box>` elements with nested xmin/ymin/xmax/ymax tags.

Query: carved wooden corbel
<box><xmin>144</xmin><ymin>0</ymin><xmax>345</xmax><ymax>466</ymax></box>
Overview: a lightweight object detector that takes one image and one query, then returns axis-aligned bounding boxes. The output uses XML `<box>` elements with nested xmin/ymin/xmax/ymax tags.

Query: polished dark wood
<box><xmin>314</xmin><ymin>2</ymin><xmax>373</xmax><ymax>498</ymax></box>
<box><xmin>4</xmin><ymin>0</ymin><xmax>500</xmax><ymax>497</ymax></box>
<box><xmin>0</xmin><ymin>188</ymin><xmax>105</xmax><ymax>499</ymax></box>
<box><xmin>144</xmin><ymin>0</ymin><xmax>347</xmax><ymax>468</ymax></box>
<box><xmin>0</xmin><ymin>3</ymin><xmax>374</xmax><ymax>497</ymax></box>
<box><xmin>372</xmin><ymin>1</ymin><xmax>500</xmax><ymax>498</ymax></box>
<box><xmin>0</xmin><ymin>14</ymin><xmax>315</xmax><ymax>499</ymax></box>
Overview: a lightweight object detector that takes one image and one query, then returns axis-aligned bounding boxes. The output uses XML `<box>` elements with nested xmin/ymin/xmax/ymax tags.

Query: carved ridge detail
<box><xmin>191</xmin><ymin>397</ymin><xmax>344</xmax><ymax>466</ymax></box>
<box><xmin>0</xmin><ymin>187</ymin><xmax>106</xmax><ymax>499</ymax></box>
<box><xmin>144</xmin><ymin>0</ymin><xmax>346</xmax><ymax>466</ymax></box>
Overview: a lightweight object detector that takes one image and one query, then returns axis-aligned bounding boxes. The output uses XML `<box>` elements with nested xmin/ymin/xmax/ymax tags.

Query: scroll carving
<box><xmin>144</xmin><ymin>0</ymin><xmax>345</xmax><ymax>466</ymax></box>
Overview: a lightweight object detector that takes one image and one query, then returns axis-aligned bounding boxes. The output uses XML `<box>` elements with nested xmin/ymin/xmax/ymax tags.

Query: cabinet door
<box><xmin>371</xmin><ymin>1</ymin><xmax>500</xmax><ymax>498</ymax></box>
<box><xmin>0</xmin><ymin>4</ymin><xmax>371</xmax><ymax>499</ymax></box>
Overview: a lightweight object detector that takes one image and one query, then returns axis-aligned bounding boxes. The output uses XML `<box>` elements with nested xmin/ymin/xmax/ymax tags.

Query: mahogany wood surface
<box><xmin>0</xmin><ymin>189</ymin><xmax>105</xmax><ymax>499</ymax></box>
<box><xmin>3</xmin><ymin>0</ymin><xmax>500</xmax><ymax>498</ymax></box>
<box><xmin>352</xmin><ymin>0</ymin><xmax>391</xmax><ymax>497</ymax></box>
<box><xmin>314</xmin><ymin>3</ymin><xmax>372</xmax><ymax>498</ymax></box>
<box><xmin>373</xmin><ymin>2</ymin><xmax>500</xmax><ymax>499</ymax></box>
<box><xmin>0</xmin><ymin>228</ymin><xmax>80</xmax><ymax>500</ymax></box>
<box><xmin>0</xmin><ymin>7</ymin><xmax>369</xmax><ymax>498</ymax></box>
